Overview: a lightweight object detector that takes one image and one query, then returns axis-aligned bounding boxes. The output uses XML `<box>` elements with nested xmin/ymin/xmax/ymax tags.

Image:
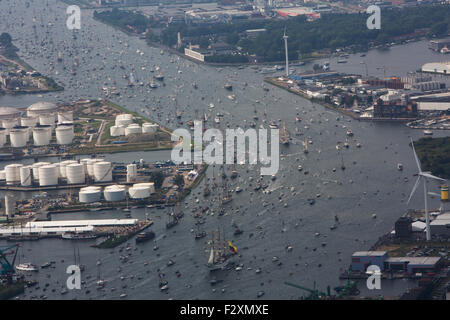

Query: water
<box><xmin>0</xmin><ymin>0</ymin><xmax>448</xmax><ymax>299</ymax></box>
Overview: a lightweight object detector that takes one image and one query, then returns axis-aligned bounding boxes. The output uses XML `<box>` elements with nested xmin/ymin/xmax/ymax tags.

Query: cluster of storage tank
<box><xmin>110</xmin><ymin>113</ymin><xmax>159</xmax><ymax>137</ymax></box>
<box><xmin>79</xmin><ymin>182</ymin><xmax>155</xmax><ymax>203</ymax></box>
<box><xmin>0</xmin><ymin>159</ymin><xmax>113</xmax><ymax>187</ymax></box>
<box><xmin>0</xmin><ymin>111</ymin><xmax>75</xmax><ymax>148</ymax></box>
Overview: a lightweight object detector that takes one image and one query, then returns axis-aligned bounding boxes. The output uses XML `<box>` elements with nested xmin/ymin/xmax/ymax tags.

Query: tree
<box><xmin>151</xmin><ymin>171</ymin><xmax>164</xmax><ymax>189</ymax></box>
<box><xmin>174</xmin><ymin>174</ymin><xmax>185</xmax><ymax>189</ymax></box>
<box><xmin>0</xmin><ymin>33</ymin><xmax>12</xmax><ymax>46</ymax></box>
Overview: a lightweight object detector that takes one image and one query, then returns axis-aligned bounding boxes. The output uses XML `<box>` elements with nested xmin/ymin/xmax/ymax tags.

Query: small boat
<box><xmin>235</xmin><ymin>186</ymin><xmax>242</xmax><ymax>193</ymax></box>
<box><xmin>135</xmin><ymin>231</ymin><xmax>155</xmax><ymax>243</ymax></box>
<box><xmin>397</xmin><ymin>163</ymin><xmax>403</xmax><ymax>171</ymax></box>
<box><xmin>224</xmin><ymin>83</ymin><xmax>232</xmax><ymax>91</ymax></box>
<box><xmin>423</xmin><ymin>130</ymin><xmax>433</xmax><ymax>136</ymax></box>
<box><xmin>16</xmin><ymin>263</ymin><xmax>38</xmax><ymax>272</ymax></box>
<box><xmin>346</xmin><ymin>129</ymin><xmax>353</xmax><ymax>137</ymax></box>
<box><xmin>41</xmin><ymin>262</ymin><xmax>51</xmax><ymax>269</ymax></box>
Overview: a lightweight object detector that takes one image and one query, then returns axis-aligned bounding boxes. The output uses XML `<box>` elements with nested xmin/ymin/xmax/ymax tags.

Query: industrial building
<box><xmin>430</xmin><ymin>212</ymin><xmax>450</xmax><ymax>237</ymax></box>
<box><xmin>421</xmin><ymin>62</ymin><xmax>450</xmax><ymax>75</ymax></box>
<box><xmin>350</xmin><ymin>251</ymin><xmax>442</xmax><ymax>274</ymax></box>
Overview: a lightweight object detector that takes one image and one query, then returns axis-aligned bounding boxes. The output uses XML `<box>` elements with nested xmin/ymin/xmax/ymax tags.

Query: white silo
<box><xmin>5</xmin><ymin>164</ymin><xmax>23</xmax><ymax>185</ymax></box>
<box><xmin>57</xmin><ymin>111</ymin><xmax>73</xmax><ymax>124</ymax></box>
<box><xmin>55</xmin><ymin>125</ymin><xmax>74</xmax><ymax>145</ymax></box>
<box><xmin>31</xmin><ymin>162</ymin><xmax>50</xmax><ymax>181</ymax></box>
<box><xmin>126</xmin><ymin>164</ymin><xmax>137</xmax><ymax>183</ymax></box>
<box><xmin>66</xmin><ymin>163</ymin><xmax>85</xmax><ymax>184</ymax></box>
<box><xmin>125</xmin><ymin>124</ymin><xmax>141</xmax><ymax>136</ymax></box>
<box><xmin>20</xmin><ymin>166</ymin><xmax>32</xmax><ymax>187</ymax></box>
<box><xmin>9</xmin><ymin>128</ymin><xmax>28</xmax><ymax>147</ymax></box>
<box><xmin>0</xmin><ymin>170</ymin><xmax>5</xmax><ymax>180</ymax></box>
<box><xmin>38</xmin><ymin>165</ymin><xmax>58</xmax><ymax>186</ymax></box>
<box><xmin>104</xmin><ymin>185</ymin><xmax>126</xmax><ymax>201</ymax></box>
<box><xmin>79</xmin><ymin>186</ymin><xmax>102</xmax><ymax>203</ymax></box>
<box><xmin>128</xmin><ymin>183</ymin><xmax>153</xmax><ymax>199</ymax></box>
<box><xmin>142</xmin><ymin>123</ymin><xmax>159</xmax><ymax>134</ymax></box>
<box><xmin>93</xmin><ymin>161</ymin><xmax>112</xmax><ymax>182</ymax></box>
<box><xmin>136</xmin><ymin>182</ymin><xmax>155</xmax><ymax>194</ymax></box>
<box><xmin>0</xmin><ymin>129</ymin><xmax>6</xmax><ymax>147</ymax></box>
<box><xmin>33</xmin><ymin>126</ymin><xmax>51</xmax><ymax>146</ymax></box>
<box><xmin>38</xmin><ymin>113</ymin><xmax>55</xmax><ymax>127</ymax></box>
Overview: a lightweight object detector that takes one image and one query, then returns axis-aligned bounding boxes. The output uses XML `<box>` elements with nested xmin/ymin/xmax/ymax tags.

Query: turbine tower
<box><xmin>283</xmin><ymin>28</ymin><xmax>289</xmax><ymax>78</ymax></box>
<box><xmin>407</xmin><ymin>138</ymin><xmax>446</xmax><ymax>241</ymax></box>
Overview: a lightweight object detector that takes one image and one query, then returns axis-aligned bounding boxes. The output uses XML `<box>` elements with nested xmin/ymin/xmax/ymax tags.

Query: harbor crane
<box><xmin>0</xmin><ymin>244</ymin><xmax>19</xmax><ymax>276</ymax></box>
<box><xmin>284</xmin><ymin>281</ymin><xmax>330</xmax><ymax>300</ymax></box>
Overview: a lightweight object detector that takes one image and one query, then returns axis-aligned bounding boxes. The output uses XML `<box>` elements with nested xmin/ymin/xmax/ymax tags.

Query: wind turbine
<box><xmin>283</xmin><ymin>27</ymin><xmax>289</xmax><ymax>78</ymax></box>
<box><xmin>407</xmin><ymin>138</ymin><xmax>446</xmax><ymax>241</ymax></box>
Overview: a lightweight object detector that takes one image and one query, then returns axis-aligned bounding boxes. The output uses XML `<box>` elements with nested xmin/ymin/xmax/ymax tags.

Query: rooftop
<box><xmin>352</xmin><ymin>251</ymin><xmax>387</xmax><ymax>257</ymax></box>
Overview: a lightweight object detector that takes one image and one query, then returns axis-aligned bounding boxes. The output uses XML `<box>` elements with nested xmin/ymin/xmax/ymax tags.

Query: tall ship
<box><xmin>280</xmin><ymin>122</ymin><xmax>290</xmax><ymax>145</ymax></box>
<box><xmin>302</xmin><ymin>138</ymin><xmax>309</xmax><ymax>154</ymax></box>
<box><xmin>62</xmin><ymin>231</ymin><xmax>97</xmax><ymax>240</ymax></box>
<box><xmin>207</xmin><ymin>229</ymin><xmax>234</xmax><ymax>272</ymax></box>
<box><xmin>220</xmin><ymin>168</ymin><xmax>232</xmax><ymax>205</ymax></box>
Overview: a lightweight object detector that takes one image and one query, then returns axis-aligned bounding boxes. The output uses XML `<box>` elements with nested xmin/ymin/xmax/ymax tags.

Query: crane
<box><xmin>285</xmin><ymin>281</ymin><xmax>331</xmax><ymax>300</ymax></box>
<box><xmin>0</xmin><ymin>244</ymin><xmax>19</xmax><ymax>276</ymax></box>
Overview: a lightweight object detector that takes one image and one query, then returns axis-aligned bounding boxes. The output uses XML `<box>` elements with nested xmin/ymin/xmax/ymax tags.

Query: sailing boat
<box><xmin>221</xmin><ymin>168</ymin><xmax>232</xmax><ymax>205</ymax></box>
<box><xmin>207</xmin><ymin>229</ymin><xmax>233</xmax><ymax>272</ymax></box>
<box><xmin>128</xmin><ymin>73</ymin><xmax>135</xmax><ymax>87</ymax></box>
<box><xmin>280</xmin><ymin>122</ymin><xmax>290</xmax><ymax>145</ymax></box>
<box><xmin>303</xmin><ymin>138</ymin><xmax>309</xmax><ymax>154</ymax></box>
<box><xmin>74</xmin><ymin>247</ymin><xmax>85</xmax><ymax>272</ymax></box>
<box><xmin>195</xmin><ymin>224</ymin><xmax>207</xmax><ymax>240</ymax></box>
<box><xmin>340</xmin><ymin>154</ymin><xmax>346</xmax><ymax>171</ymax></box>
<box><xmin>166</xmin><ymin>209</ymin><xmax>178</xmax><ymax>229</ymax></box>
<box><xmin>203</xmin><ymin>178</ymin><xmax>211</xmax><ymax>197</ymax></box>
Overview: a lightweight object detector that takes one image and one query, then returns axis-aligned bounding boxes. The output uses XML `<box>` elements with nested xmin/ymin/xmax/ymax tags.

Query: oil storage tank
<box><xmin>125</xmin><ymin>124</ymin><xmax>141</xmax><ymax>136</ymax></box>
<box><xmin>128</xmin><ymin>183</ymin><xmax>152</xmax><ymax>199</ymax></box>
<box><xmin>126</xmin><ymin>164</ymin><xmax>137</xmax><ymax>183</ymax></box>
<box><xmin>110</xmin><ymin>125</ymin><xmax>125</xmax><ymax>137</ymax></box>
<box><xmin>66</xmin><ymin>163</ymin><xmax>85</xmax><ymax>184</ymax></box>
<box><xmin>93</xmin><ymin>161</ymin><xmax>113</xmax><ymax>182</ymax></box>
<box><xmin>20</xmin><ymin>166</ymin><xmax>32</xmax><ymax>187</ymax></box>
<box><xmin>115</xmin><ymin>114</ymin><xmax>133</xmax><ymax>127</ymax></box>
<box><xmin>38</xmin><ymin>113</ymin><xmax>55</xmax><ymax>127</ymax></box>
<box><xmin>59</xmin><ymin>160</ymin><xmax>78</xmax><ymax>178</ymax></box>
<box><xmin>0</xmin><ymin>128</ymin><xmax>6</xmax><ymax>147</ymax></box>
<box><xmin>9</xmin><ymin>127</ymin><xmax>28</xmax><ymax>147</ymax></box>
<box><xmin>31</xmin><ymin>162</ymin><xmax>50</xmax><ymax>181</ymax></box>
<box><xmin>57</xmin><ymin>111</ymin><xmax>73</xmax><ymax>124</ymax></box>
<box><xmin>104</xmin><ymin>185</ymin><xmax>126</xmax><ymax>201</ymax></box>
<box><xmin>5</xmin><ymin>164</ymin><xmax>23</xmax><ymax>185</ymax></box>
<box><xmin>38</xmin><ymin>165</ymin><xmax>58</xmax><ymax>186</ymax></box>
<box><xmin>0</xmin><ymin>170</ymin><xmax>5</xmax><ymax>180</ymax></box>
<box><xmin>142</xmin><ymin>123</ymin><xmax>159</xmax><ymax>134</ymax></box>
<box><xmin>33</xmin><ymin>125</ymin><xmax>52</xmax><ymax>146</ymax></box>
<box><xmin>21</xmin><ymin>116</ymin><xmax>38</xmax><ymax>128</ymax></box>
<box><xmin>79</xmin><ymin>186</ymin><xmax>102</xmax><ymax>203</ymax></box>
<box><xmin>55</xmin><ymin>125</ymin><xmax>74</xmax><ymax>145</ymax></box>
<box><xmin>86</xmin><ymin>158</ymin><xmax>103</xmax><ymax>177</ymax></box>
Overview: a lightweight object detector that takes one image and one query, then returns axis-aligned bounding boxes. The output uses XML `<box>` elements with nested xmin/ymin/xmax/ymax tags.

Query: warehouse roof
<box><xmin>352</xmin><ymin>251</ymin><xmax>387</xmax><ymax>257</ymax></box>
<box><xmin>25</xmin><ymin>219</ymin><xmax>138</xmax><ymax>228</ymax></box>
<box><xmin>386</xmin><ymin>257</ymin><xmax>441</xmax><ymax>266</ymax></box>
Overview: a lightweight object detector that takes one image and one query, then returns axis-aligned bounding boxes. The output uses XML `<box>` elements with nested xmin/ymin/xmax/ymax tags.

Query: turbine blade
<box><xmin>427</xmin><ymin>192</ymin><xmax>441</xmax><ymax>197</ymax></box>
<box><xmin>407</xmin><ymin>176</ymin><xmax>421</xmax><ymax>205</ymax></box>
<box><xmin>420</xmin><ymin>172</ymin><xmax>446</xmax><ymax>181</ymax></box>
<box><xmin>410</xmin><ymin>138</ymin><xmax>422</xmax><ymax>173</ymax></box>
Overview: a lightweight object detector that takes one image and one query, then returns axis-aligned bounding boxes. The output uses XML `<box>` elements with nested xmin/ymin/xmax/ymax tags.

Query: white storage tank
<box><xmin>31</xmin><ymin>162</ymin><xmax>50</xmax><ymax>181</ymax></box>
<box><xmin>21</xmin><ymin>116</ymin><xmax>37</xmax><ymax>128</ymax></box>
<box><xmin>79</xmin><ymin>186</ymin><xmax>102</xmax><ymax>203</ymax></box>
<box><xmin>57</xmin><ymin>111</ymin><xmax>73</xmax><ymax>124</ymax></box>
<box><xmin>9</xmin><ymin>128</ymin><xmax>28</xmax><ymax>147</ymax></box>
<box><xmin>110</xmin><ymin>125</ymin><xmax>124</xmax><ymax>137</ymax></box>
<box><xmin>55</xmin><ymin>125</ymin><xmax>74</xmax><ymax>145</ymax></box>
<box><xmin>59</xmin><ymin>160</ymin><xmax>78</xmax><ymax>178</ymax></box>
<box><xmin>115</xmin><ymin>114</ymin><xmax>133</xmax><ymax>127</ymax></box>
<box><xmin>38</xmin><ymin>165</ymin><xmax>58</xmax><ymax>186</ymax></box>
<box><xmin>0</xmin><ymin>128</ymin><xmax>6</xmax><ymax>147</ymax></box>
<box><xmin>5</xmin><ymin>164</ymin><xmax>23</xmax><ymax>185</ymax></box>
<box><xmin>86</xmin><ymin>158</ymin><xmax>103</xmax><ymax>176</ymax></box>
<box><xmin>20</xmin><ymin>166</ymin><xmax>32</xmax><ymax>187</ymax></box>
<box><xmin>0</xmin><ymin>170</ymin><xmax>5</xmax><ymax>180</ymax></box>
<box><xmin>27</xmin><ymin>102</ymin><xmax>58</xmax><ymax>117</ymax></box>
<box><xmin>142</xmin><ymin>123</ymin><xmax>159</xmax><ymax>134</ymax></box>
<box><xmin>104</xmin><ymin>185</ymin><xmax>126</xmax><ymax>201</ymax></box>
<box><xmin>126</xmin><ymin>164</ymin><xmax>137</xmax><ymax>182</ymax></box>
<box><xmin>38</xmin><ymin>113</ymin><xmax>55</xmax><ymax>127</ymax></box>
<box><xmin>125</xmin><ymin>124</ymin><xmax>141</xmax><ymax>136</ymax></box>
<box><xmin>136</xmin><ymin>182</ymin><xmax>155</xmax><ymax>194</ymax></box>
<box><xmin>33</xmin><ymin>126</ymin><xmax>52</xmax><ymax>146</ymax></box>
<box><xmin>93</xmin><ymin>161</ymin><xmax>112</xmax><ymax>182</ymax></box>
<box><xmin>66</xmin><ymin>163</ymin><xmax>85</xmax><ymax>184</ymax></box>
<box><xmin>2</xmin><ymin>118</ymin><xmax>18</xmax><ymax>130</ymax></box>
<box><xmin>128</xmin><ymin>183</ymin><xmax>152</xmax><ymax>199</ymax></box>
